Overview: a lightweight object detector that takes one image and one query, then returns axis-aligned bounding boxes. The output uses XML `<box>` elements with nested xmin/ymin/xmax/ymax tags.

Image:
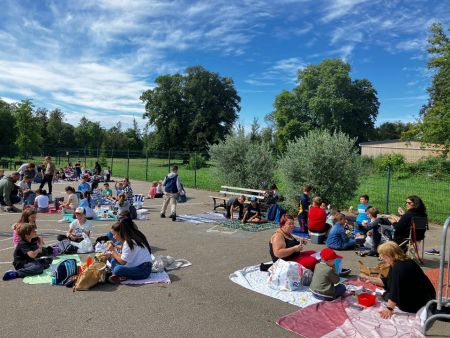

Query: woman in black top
<box><xmin>269</xmin><ymin>214</ymin><xmax>318</xmax><ymax>271</ymax></box>
<box><xmin>360</xmin><ymin>241</ymin><xmax>435</xmax><ymax>318</ymax></box>
<box><xmin>389</xmin><ymin>195</ymin><xmax>427</xmax><ymax>248</ymax></box>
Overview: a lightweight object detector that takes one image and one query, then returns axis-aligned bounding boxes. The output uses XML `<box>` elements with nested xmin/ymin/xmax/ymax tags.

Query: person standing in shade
<box><xmin>160</xmin><ymin>165</ymin><xmax>183</xmax><ymax>221</ymax></box>
<box><xmin>39</xmin><ymin>156</ymin><xmax>56</xmax><ymax>197</ymax></box>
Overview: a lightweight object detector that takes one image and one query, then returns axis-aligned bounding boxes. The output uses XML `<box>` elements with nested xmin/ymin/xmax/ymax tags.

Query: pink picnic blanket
<box><xmin>277</xmin><ymin>297</ymin><xmax>424</xmax><ymax>338</ymax></box>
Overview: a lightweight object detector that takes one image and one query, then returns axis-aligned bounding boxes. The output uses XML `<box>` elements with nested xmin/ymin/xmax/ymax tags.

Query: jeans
<box><xmin>312</xmin><ymin>283</ymin><xmax>347</xmax><ymax>301</ymax></box>
<box><xmin>328</xmin><ymin>239</ymin><xmax>356</xmax><ymax>250</ymax></box>
<box><xmin>16</xmin><ymin>258</ymin><xmax>53</xmax><ymax>278</ymax></box>
<box><xmin>110</xmin><ymin>259</ymin><xmax>152</xmax><ymax>280</ymax></box>
<box><xmin>39</xmin><ymin>174</ymin><xmax>54</xmax><ymax>194</ymax></box>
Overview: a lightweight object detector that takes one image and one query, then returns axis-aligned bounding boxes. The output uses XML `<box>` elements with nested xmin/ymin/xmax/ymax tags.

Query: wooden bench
<box><xmin>210</xmin><ymin>185</ymin><xmax>266</xmax><ymax>211</ymax></box>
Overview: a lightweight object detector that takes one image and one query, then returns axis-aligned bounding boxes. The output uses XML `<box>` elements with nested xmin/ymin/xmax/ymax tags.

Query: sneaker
<box><xmin>160</xmin><ymin>213</ymin><xmax>166</xmax><ymax>218</ymax></box>
<box><xmin>6</xmin><ymin>206</ymin><xmax>21</xmax><ymax>213</ymax></box>
<box><xmin>425</xmin><ymin>249</ymin><xmax>440</xmax><ymax>256</ymax></box>
<box><xmin>171</xmin><ymin>214</ymin><xmax>176</xmax><ymax>221</ymax></box>
<box><xmin>339</xmin><ymin>268</ymin><xmax>352</xmax><ymax>277</ymax></box>
<box><xmin>108</xmin><ymin>275</ymin><xmax>126</xmax><ymax>284</ymax></box>
<box><xmin>3</xmin><ymin>270</ymin><xmax>18</xmax><ymax>281</ymax></box>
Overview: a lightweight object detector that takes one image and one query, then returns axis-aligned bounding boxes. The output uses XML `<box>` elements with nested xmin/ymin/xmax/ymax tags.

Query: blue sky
<box><xmin>0</xmin><ymin>0</ymin><xmax>448</xmax><ymax>130</ymax></box>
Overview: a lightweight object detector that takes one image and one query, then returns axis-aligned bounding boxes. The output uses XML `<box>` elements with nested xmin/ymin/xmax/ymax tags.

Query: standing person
<box><xmin>94</xmin><ymin>161</ymin><xmax>102</xmax><ymax>176</ymax></box>
<box><xmin>351</xmin><ymin>194</ymin><xmax>371</xmax><ymax>234</ymax></box>
<box><xmin>0</xmin><ymin>172</ymin><xmax>21</xmax><ymax>212</ymax></box>
<box><xmin>39</xmin><ymin>156</ymin><xmax>56</xmax><ymax>197</ymax></box>
<box><xmin>225</xmin><ymin>195</ymin><xmax>246</xmax><ymax>221</ymax></box>
<box><xmin>74</xmin><ymin>161</ymin><xmax>82</xmax><ymax>180</ymax></box>
<box><xmin>122</xmin><ymin>177</ymin><xmax>136</xmax><ymax>219</ymax></box>
<box><xmin>297</xmin><ymin>184</ymin><xmax>312</xmax><ymax>233</ymax></box>
<box><xmin>160</xmin><ymin>165</ymin><xmax>182</xmax><ymax>221</ymax></box>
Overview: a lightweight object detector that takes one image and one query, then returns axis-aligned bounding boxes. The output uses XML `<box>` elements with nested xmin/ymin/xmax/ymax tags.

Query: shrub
<box><xmin>278</xmin><ymin>130</ymin><xmax>360</xmax><ymax>208</ymax></box>
<box><xmin>373</xmin><ymin>153</ymin><xmax>405</xmax><ymax>173</ymax></box>
<box><xmin>208</xmin><ymin>132</ymin><xmax>275</xmax><ymax>189</ymax></box>
<box><xmin>185</xmin><ymin>153</ymin><xmax>207</xmax><ymax>170</ymax></box>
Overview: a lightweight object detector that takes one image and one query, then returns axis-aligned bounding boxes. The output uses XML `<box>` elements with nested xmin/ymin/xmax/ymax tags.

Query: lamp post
<box><xmin>66</xmin><ymin>151</ymin><xmax>70</xmax><ymax>165</ymax></box>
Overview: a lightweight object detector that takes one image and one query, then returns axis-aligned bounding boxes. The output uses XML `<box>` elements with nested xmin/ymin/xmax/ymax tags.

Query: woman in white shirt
<box><xmin>105</xmin><ymin>217</ymin><xmax>152</xmax><ymax>283</ymax></box>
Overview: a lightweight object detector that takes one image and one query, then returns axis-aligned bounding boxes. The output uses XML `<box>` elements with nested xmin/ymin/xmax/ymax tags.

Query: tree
<box><xmin>141</xmin><ymin>66</ymin><xmax>240</xmax><ymax>151</ymax></box>
<box><xmin>209</xmin><ymin>130</ymin><xmax>275</xmax><ymax>189</ymax></box>
<box><xmin>124</xmin><ymin>118</ymin><xmax>143</xmax><ymax>151</ymax></box>
<box><xmin>403</xmin><ymin>23</ymin><xmax>450</xmax><ymax>152</ymax></box>
<box><xmin>278</xmin><ymin>130</ymin><xmax>361</xmax><ymax>208</ymax></box>
<box><xmin>373</xmin><ymin>121</ymin><xmax>412</xmax><ymax>141</ymax></box>
<box><xmin>34</xmin><ymin>108</ymin><xmax>48</xmax><ymax>146</ymax></box>
<box><xmin>74</xmin><ymin>117</ymin><xmax>104</xmax><ymax>151</ymax></box>
<box><xmin>46</xmin><ymin>109</ymin><xmax>75</xmax><ymax>150</ymax></box>
<box><xmin>270</xmin><ymin>59</ymin><xmax>379</xmax><ymax>152</ymax></box>
<box><xmin>14</xmin><ymin>99</ymin><xmax>43</xmax><ymax>156</ymax></box>
<box><xmin>0</xmin><ymin>99</ymin><xmax>16</xmax><ymax>156</ymax></box>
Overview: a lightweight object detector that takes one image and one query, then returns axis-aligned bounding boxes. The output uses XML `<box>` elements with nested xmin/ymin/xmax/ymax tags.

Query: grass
<box><xmin>4</xmin><ymin>155</ymin><xmax>449</xmax><ymax>224</ymax></box>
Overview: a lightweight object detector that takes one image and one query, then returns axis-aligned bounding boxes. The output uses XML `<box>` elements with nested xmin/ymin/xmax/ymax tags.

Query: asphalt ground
<box><xmin>0</xmin><ymin>178</ymin><xmax>448</xmax><ymax>338</ymax></box>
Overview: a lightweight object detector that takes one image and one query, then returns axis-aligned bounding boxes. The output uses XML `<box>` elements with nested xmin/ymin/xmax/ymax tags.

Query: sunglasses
<box><xmin>405</xmin><ymin>201</ymin><xmax>413</xmax><ymax>205</ymax></box>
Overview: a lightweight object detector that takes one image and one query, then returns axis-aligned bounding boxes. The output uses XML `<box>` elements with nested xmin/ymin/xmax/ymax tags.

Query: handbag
<box><xmin>73</xmin><ymin>259</ymin><xmax>107</xmax><ymax>291</ymax></box>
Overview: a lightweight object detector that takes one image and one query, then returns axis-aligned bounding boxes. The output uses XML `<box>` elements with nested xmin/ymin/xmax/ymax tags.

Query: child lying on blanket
<box><xmin>309</xmin><ymin>248</ymin><xmax>347</xmax><ymax>300</ymax></box>
<box><xmin>3</xmin><ymin>223</ymin><xmax>53</xmax><ymax>280</ymax></box>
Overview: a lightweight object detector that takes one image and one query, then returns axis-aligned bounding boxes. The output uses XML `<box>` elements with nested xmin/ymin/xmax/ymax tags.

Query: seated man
<box><xmin>225</xmin><ymin>195</ymin><xmax>246</xmax><ymax>220</ymax></box>
<box><xmin>0</xmin><ymin>172</ymin><xmax>21</xmax><ymax>212</ymax></box>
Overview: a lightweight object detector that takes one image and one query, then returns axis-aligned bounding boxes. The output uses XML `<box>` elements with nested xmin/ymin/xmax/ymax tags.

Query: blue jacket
<box><xmin>326</xmin><ymin>223</ymin><xmax>350</xmax><ymax>249</ymax></box>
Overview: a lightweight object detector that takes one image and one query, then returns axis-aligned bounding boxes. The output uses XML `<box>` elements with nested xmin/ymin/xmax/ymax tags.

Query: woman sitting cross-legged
<box><xmin>269</xmin><ymin>214</ymin><xmax>318</xmax><ymax>271</ymax></box>
<box><xmin>105</xmin><ymin>217</ymin><xmax>152</xmax><ymax>284</ymax></box>
<box><xmin>359</xmin><ymin>241</ymin><xmax>435</xmax><ymax>319</ymax></box>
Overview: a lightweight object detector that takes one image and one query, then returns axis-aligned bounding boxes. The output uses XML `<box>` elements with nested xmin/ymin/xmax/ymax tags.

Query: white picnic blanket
<box><xmin>229</xmin><ymin>264</ymin><xmax>322</xmax><ymax>308</ymax></box>
<box><xmin>177</xmin><ymin>212</ymin><xmax>227</xmax><ymax>224</ymax></box>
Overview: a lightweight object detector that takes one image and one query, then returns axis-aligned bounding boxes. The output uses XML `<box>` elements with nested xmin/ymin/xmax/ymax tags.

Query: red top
<box><xmin>307</xmin><ymin>206</ymin><xmax>327</xmax><ymax>232</ymax></box>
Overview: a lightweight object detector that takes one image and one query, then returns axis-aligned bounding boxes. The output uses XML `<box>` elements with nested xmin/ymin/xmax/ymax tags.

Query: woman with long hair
<box><xmin>105</xmin><ymin>217</ymin><xmax>152</xmax><ymax>283</ymax></box>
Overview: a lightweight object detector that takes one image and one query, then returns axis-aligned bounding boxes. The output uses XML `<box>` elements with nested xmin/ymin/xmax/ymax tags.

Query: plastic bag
<box><xmin>267</xmin><ymin>259</ymin><xmax>302</xmax><ymax>291</ymax></box>
<box><xmin>94</xmin><ymin>242</ymin><xmax>108</xmax><ymax>253</ymax></box>
<box><xmin>71</xmin><ymin>233</ymin><xmax>93</xmax><ymax>253</ymax></box>
<box><xmin>151</xmin><ymin>255</ymin><xmax>175</xmax><ymax>272</ymax></box>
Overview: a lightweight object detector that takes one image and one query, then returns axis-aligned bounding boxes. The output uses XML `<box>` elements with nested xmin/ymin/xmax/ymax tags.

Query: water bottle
<box><xmin>51</xmin><ymin>275</ymin><xmax>57</xmax><ymax>285</ymax></box>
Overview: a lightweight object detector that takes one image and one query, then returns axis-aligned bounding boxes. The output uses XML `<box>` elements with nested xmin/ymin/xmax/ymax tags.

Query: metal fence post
<box><xmin>145</xmin><ymin>150</ymin><xmax>149</xmax><ymax>181</ymax></box>
<box><xmin>84</xmin><ymin>148</ymin><xmax>87</xmax><ymax>168</ymax></box>
<box><xmin>110</xmin><ymin>148</ymin><xmax>114</xmax><ymax>174</ymax></box>
<box><xmin>168</xmin><ymin>150</ymin><xmax>171</xmax><ymax>172</ymax></box>
<box><xmin>194</xmin><ymin>151</ymin><xmax>197</xmax><ymax>188</ymax></box>
<box><xmin>385</xmin><ymin>164</ymin><xmax>392</xmax><ymax>214</ymax></box>
<box><xmin>127</xmin><ymin>149</ymin><xmax>130</xmax><ymax>177</ymax></box>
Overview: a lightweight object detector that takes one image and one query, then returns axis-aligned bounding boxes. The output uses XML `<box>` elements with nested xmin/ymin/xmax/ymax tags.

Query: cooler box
<box><xmin>310</xmin><ymin>231</ymin><xmax>326</xmax><ymax>244</ymax></box>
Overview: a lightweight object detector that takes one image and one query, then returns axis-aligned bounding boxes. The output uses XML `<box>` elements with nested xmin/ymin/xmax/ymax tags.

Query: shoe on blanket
<box><xmin>3</xmin><ymin>270</ymin><xmax>18</xmax><ymax>281</ymax></box>
<box><xmin>338</xmin><ymin>268</ymin><xmax>352</xmax><ymax>277</ymax></box>
<box><xmin>425</xmin><ymin>249</ymin><xmax>440</xmax><ymax>256</ymax></box>
<box><xmin>108</xmin><ymin>275</ymin><xmax>126</xmax><ymax>284</ymax></box>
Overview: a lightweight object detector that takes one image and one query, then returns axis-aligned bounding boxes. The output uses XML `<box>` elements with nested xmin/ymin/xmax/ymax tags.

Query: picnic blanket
<box><xmin>177</xmin><ymin>212</ymin><xmax>227</xmax><ymax>224</ymax></box>
<box><xmin>220</xmin><ymin>220</ymin><xmax>279</xmax><ymax>232</ymax></box>
<box><xmin>23</xmin><ymin>254</ymin><xmax>81</xmax><ymax>284</ymax></box>
<box><xmin>63</xmin><ymin>213</ymin><xmax>117</xmax><ymax>222</ymax></box>
<box><xmin>121</xmin><ymin>271</ymin><xmax>171</xmax><ymax>285</ymax></box>
<box><xmin>277</xmin><ymin>297</ymin><xmax>424</xmax><ymax>338</ymax></box>
<box><xmin>229</xmin><ymin>264</ymin><xmax>321</xmax><ymax>308</ymax></box>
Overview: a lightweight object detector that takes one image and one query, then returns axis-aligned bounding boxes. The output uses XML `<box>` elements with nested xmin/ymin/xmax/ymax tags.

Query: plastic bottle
<box><xmin>51</xmin><ymin>275</ymin><xmax>57</xmax><ymax>285</ymax></box>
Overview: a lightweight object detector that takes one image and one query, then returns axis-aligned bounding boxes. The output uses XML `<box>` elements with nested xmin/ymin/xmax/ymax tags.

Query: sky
<box><xmin>0</xmin><ymin>0</ymin><xmax>448</xmax><ymax>130</ymax></box>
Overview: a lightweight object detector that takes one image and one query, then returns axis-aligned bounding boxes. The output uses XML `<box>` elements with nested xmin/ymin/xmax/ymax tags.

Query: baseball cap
<box><xmin>249</xmin><ymin>196</ymin><xmax>257</xmax><ymax>202</ymax></box>
<box><xmin>74</xmin><ymin>207</ymin><xmax>85</xmax><ymax>215</ymax></box>
<box><xmin>320</xmin><ymin>248</ymin><xmax>342</xmax><ymax>261</ymax></box>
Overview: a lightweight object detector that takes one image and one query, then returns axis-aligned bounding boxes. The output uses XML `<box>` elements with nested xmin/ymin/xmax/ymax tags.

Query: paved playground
<box><xmin>0</xmin><ymin>178</ymin><xmax>448</xmax><ymax>337</ymax></box>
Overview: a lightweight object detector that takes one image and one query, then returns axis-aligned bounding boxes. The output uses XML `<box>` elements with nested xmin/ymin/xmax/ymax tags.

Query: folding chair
<box><xmin>399</xmin><ymin>216</ymin><xmax>429</xmax><ymax>264</ymax></box>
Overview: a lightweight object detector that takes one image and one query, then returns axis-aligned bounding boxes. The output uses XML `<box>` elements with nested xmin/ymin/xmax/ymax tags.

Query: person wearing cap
<box><xmin>242</xmin><ymin>196</ymin><xmax>267</xmax><ymax>224</ymax></box>
<box><xmin>0</xmin><ymin>172</ymin><xmax>21</xmax><ymax>212</ymax></box>
<box><xmin>77</xmin><ymin>175</ymin><xmax>91</xmax><ymax>194</ymax></box>
<box><xmin>57</xmin><ymin>207</ymin><xmax>92</xmax><ymax>242</ymax></box>
<box><xmin>39</xmin><ymin>156</ymin><xmax>56</xmax><ymax>195</ymax></box>
<box><xmin>309</xmin><ymin>248</ymin><xmax>346</xmax><ymax>300</ymax></box>
<box><xmin>270</xmin><ymin>214</ymin><xmax>318</xmax><ymax>271</ymax></box>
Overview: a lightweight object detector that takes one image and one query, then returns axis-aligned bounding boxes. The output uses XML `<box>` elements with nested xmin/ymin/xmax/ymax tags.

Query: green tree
<box><xmin>373</xmin><ymin>121</ymin><xmax>412</xmax><ymax>141</ymax></box>
<box><xmin>104</xmin><ymin>122</ymin><xmax>127</xmax><ymax>151</ymax></box>
<box><xmin>403</xmin><ymin>23</ymin><xmax>450</xmax><ymax>152</ymax></box>
<box><xmin>270</xmin><ymin>59</ymin><xmax>379</xmax><ymax>152</ymax></box>
<box><xmin>278</xmin><ymin>130</ymin><xmax>360</xmax><ymax>208</ymax></box>
<box><xmin>14</xmin><ymin>99</ymin><xmax>43</xmax><ymax>156</ymax></box>
<box><xmin>141</xmin><ymin>66</ymin><xmax>240</xmax><ymax>151</ymax></box>
<box><xmin>74</xmin><ymin>117</ymin><xmax>104</xmax><ymax>151</ymax></box>
<box><xmin>124</xmin><ymin>118</ymin><xmax>143</xmax><ymax>151</ymax></box>
<box><xmin>0</xmin><ymin>99</ymin><xmax>16</xmax><ymax>156</ymax></box>
<box><xmin>46</xmin><ymin>109</ymin><xmax>75</xmax><ymax>150</ymax></box>
<box><xmin>209</xmin><ymin>130</ymin><xmax>275</xmax><ymax>189</ymax></box>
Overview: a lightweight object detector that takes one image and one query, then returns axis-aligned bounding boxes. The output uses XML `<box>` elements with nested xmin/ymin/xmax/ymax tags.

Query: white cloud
<box><xmin>245</xmin><ymin>57</ymin><xmax>305</xmax><ymax>86</ymax></box>
<box><xmin>322</xmin><ymin>0</ymin><xmax>371</xmax><ymax>22</ymax></box>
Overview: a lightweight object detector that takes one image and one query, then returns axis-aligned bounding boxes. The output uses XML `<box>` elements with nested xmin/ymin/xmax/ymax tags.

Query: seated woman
<box><xmin>79</xmin><ymin>191</ymin><xmax>97</xmax><ymax>219</ymax></box>
<box><xmin>388</xmin><ymin>195</ymin><xmax>427</xmax><ymax>250</ymax></box>
<box><xmin>307</xmin><ymin>196</ymin><xmax>330</xmax><ymax>234</ymax></box>
<box><xmin>105</xmin><ymin>217</ymin><xmax>152</xmax><ymax>283</ymax></box>
<box><xmin>359</xmin><ymin>241</ymin><xmax>435</xmax><ymax>318</ymax></box>
<box><xmin>242</xmin><ymin>196</ymin><xmax>267</xmax><ymax>224</ymax></box>
<box><xmin>269</xmin><ymin>214</ymin><xmax>318</xmax><ymax>271</ymax></box>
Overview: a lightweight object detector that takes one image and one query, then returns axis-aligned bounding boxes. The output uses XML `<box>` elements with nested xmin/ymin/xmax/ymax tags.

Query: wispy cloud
<box><xmin>321</xmin><ymin>0</ymin><xmax>371</xmax><ymax>23</ymax></box>
<box><xmin>245</xmin><ymin>57</ymin><xmax>305</xmax><ymax>86</ymax></box>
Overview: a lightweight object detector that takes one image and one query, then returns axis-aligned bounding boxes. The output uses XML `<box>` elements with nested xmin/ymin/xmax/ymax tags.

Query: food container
<box><xmin>357</xmin><ymin>292</ymin><xmax>376</xmax><ymax>307</ymax></box>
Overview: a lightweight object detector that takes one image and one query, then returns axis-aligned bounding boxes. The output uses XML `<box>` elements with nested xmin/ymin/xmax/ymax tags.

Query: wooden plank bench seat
<box><xmin>210</xmin><ymin>185</ymin><xmax>267</xmax><ymax>211</ymax></box>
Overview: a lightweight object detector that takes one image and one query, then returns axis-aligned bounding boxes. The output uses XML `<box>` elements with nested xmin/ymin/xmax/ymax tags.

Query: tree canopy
<box><xmin>270</xmin><ymin>59</ymin><xmax>379</xmax><ymax>152</ymax></box>
<box><xmin>140</xmin><ymin>66</ymin><xmax>240</xmax><ymax>152</ymax></box>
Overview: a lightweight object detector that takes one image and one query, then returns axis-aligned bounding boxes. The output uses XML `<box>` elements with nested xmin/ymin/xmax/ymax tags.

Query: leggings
<box><xmin>288</xmin><ymin>250</ymin><xmax>318</xmax><ymax>271</ymax></box>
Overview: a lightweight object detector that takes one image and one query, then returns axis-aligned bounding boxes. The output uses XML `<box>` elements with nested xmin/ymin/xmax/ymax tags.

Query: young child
<box><xmin>326</xmin><ymin>213</ymin><xmax>357</xmax><ymax>250</ymax></box>
<box><xmin>57</xmin><ymin>207</ymin><xmax>92</xmax><ymax>242</ymax></box>
<box><xmin>102</xmin><ymin>183</ymin><xmax>113</xmax><ymax>198</ymax></box>
<box><xmin>351</xmin><ymin>194</ymin><xmax>371</xmax><ymax>234</ymax></box>
<box><xmin>360</xmin><ymin>207</ymin><xmax>384</xmax><ymax>256</ymax></box>
<box><xmin>59</xmin><ymin>186</ymin><xmax>79</xmax><ymax>222</ymax></box>
<box><xmin>114</xmin><ymin>193</ymin><xmax>130</xmax><ymax>215</ymax></box>
<box><xmin>147</xmin><ymin>181</ymin><xmax>158</xmax><ymax>199</ymax></box>
<box><xmin>298</xmin><ymin>184</ymin><xmax>312</xmax><ymax>233</ymax></box>
<box><xmin>13</xmin><ymin>208</ymin><xmax>38</xmax><ymax>247</ymax></box>
<box><xmin>79</xmin><ymin>191</ymin><xmax>97</xmax><ymax>219</ymax></box>
<box><xmin>34</xmin><ymin>189</ymin><xmax>49</xmax><ymax>213</ymax></box>
<box><xmin>226</xmin><ymin>195</ymin><xmax>246</xmax><ymax>220</ymax></box>
<box><xmin>18</xmin><ymin>175</ymin><xmax>34</xmax><ymax>206</ymax></box>
<box><xmin>90</xmin><ymin>181</ymin><xmax>103</xmax><ymax>205</ymax></box>
<box><xmin>155</xmin><ymin>181</ymin><xmax>163</xmax><ymax>198</ymax></box>
<box><xmin>242</xmin><ymin>196</ymin><xmax>267</xmax><ymax>224</ymax></box>
<box><xmin>3</xmin><ymin>223</ymin><xmax>53</xmax><ymax>280</ymax></box>
<box><xmin>309</xmin><ymin>247</ymin><xmax>347</xmax><ymax>300</ymax></box>
<box><xmin>77</xmin><ymin>175</ymin><xmax>91</xmax><ymax>193</ymax></box>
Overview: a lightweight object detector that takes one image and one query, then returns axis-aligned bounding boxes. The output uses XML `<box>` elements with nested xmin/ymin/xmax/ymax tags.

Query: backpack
<box><xmin>51</xmin><ymin>259</ymin><xmax>78</xmax><ymax>285</ymax></box>
<box><xmin>58</xmin><ymin>239</ymin><xmax>78</xmax><ymax>254</ymax></box>
<box><xmin>164</xmin><ymin>175</ymin><xmax>178</xmax><ymax>193</ymax></box>
<box><xmin>266</xmin><ymin>204</ymin><xmax>285</xmax><ymax>223</ymax></box>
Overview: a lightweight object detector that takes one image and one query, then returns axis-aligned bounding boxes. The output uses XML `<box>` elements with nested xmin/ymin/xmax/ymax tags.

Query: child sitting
<box><xmin>34</xmin><ymin>189</ymin><xmax>49</xmax><ymax>213</ymax></box>
<box><xmin>13</xmin><ymin>208</ymin><xmax>38</xmax><ymax>247</ymax></box>
<box><xmin>79</xmin><ymin>191</ymin><xmax>97</xmax><ymax>219</ymax></box>
<box><xmin>360</xmin><ymin>207</ymin><xmax>385</xmax><ymax>256</ymax></box>
<box><xmin>3</xmin><ymin>223</ymin><xmax>53</xmax><ymax>280</ymax></box>
<box><xmin>326</xmin><ymin>213</ymin><xmax>360</xmax><ymax>250</ymax></box>
<box><xmin>155</xmin><ymin>181</ymin><xmax>163</xmax><ymax>198</ymax></box>
<box><xmin>102</xmin><ymin>183</ymin><xmax>113</xmax><ymax>198</ymax></box>
<box><xmin>114</xmin><ymin>193</ymin><xmax>130</xmax><ymax>215</ymax></box>
<box><xmin>147</xmin><ymin>181</ymin><xmax>158</xmax><ymax>199</ymax></box>
<box><xmin>90</xmin><ymin>181</ymin><xmax>103</xmax><ymax>205</ymax></box>
<box><xmin>309</xmin><ymin>248</ymin><xmax>347</xmax><ymax>300</ymax></box>
<box><xmin>57</xmin><ymin>207</ymin><xmax>92</xmax><ymax>242</ymax></box>
<box><xmin>242</xmin><ymin>196</ymin><xmax>267</xmax><ymax>224</ymax></box>
<box><xmin>59</xmin><ymin>186</ymin><xmax>79</xmax><ymax>222</ymax></box>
